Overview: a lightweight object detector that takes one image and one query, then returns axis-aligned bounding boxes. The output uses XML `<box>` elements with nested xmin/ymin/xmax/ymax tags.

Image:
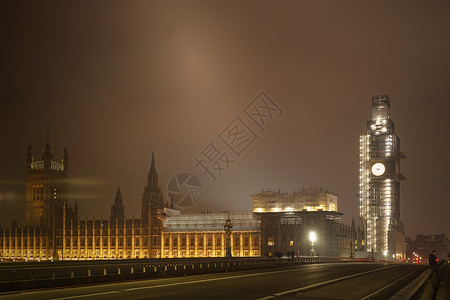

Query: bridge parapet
<box><xmin>390</xmin><ymin>259</ymin><xmax>447</xmax><ymax>300</ymax></box>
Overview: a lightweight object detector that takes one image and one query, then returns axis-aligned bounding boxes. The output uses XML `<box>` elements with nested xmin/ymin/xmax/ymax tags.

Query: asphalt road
<box><xmin>0</xmin><ymin>262</ymin><xmax>426</xmax><ymax>300</ymax></box>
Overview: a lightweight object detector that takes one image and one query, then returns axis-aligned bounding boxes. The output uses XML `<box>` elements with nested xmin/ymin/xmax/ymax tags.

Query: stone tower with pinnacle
<box><xmin>111</xmin><ymin>186</ymin><xmax>125</xmax><ymax>220</ymax></box>
<box><xmin>141</xmin><ymin>152</ymin><xmax>165</xmax><ymax>257</ymax></box>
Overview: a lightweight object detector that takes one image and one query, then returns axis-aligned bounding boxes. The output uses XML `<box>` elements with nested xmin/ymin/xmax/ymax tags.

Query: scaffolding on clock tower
<box><xmin>358</xmin><ymin>95</ymin><xmax>406</xmax><ymax>259</ymax></box>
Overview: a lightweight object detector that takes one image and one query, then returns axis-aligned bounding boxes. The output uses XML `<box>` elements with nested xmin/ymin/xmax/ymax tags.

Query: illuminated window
<box><xmin>268</xmin><ymin>237</ymin><xmax>274</xmax><ymax>246</ymax></box>
<box><xmin>289</xmin><ymin>240</ymin><xmax>294</xmax><ymax>247</ymax></box>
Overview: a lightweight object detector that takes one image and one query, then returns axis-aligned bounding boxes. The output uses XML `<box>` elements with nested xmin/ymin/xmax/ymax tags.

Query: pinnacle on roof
<box><xmin>151</xmin><ymin>151</ymin><xmax>155</xmax><ymax>170</ymax></box>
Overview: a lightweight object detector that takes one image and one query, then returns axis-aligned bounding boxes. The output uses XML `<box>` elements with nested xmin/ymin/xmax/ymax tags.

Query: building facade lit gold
<box><xmin>0</xmin><ymin>144</ymin><xmax>259</xmax><ymax>261</ymax></box>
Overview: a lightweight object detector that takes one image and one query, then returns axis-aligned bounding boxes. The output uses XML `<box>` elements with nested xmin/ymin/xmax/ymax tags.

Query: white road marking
<box><xmin>37</xmin><ymin>263</ymin><xmax>389</xmax><ymax>300</ymax></box>
<box><xmin>360</xmin><ymin>266</ymin><xmax>426</xmax><ymax>300</ymax></box>
<box><xmin>7</xmin><ymin>263</ymin><xmax>324</xmax><ymax>300</ymax></box>
<box><xmin>124</xmin><ymin>267</ymin><xmax>305</xmax><ymax>291</ymax></box>
<box><xmin>51</xmin><ymin>291</ymin><xmax>119</xmax><ymax>300</ymax></box>
<box><xmin>45</xmin><ymin>266</ymin><xmax>311</xmax><ymax>299</ymax></box>
<box><xmin>256</xmin><ymin>265</ymin><xmax>399</xmax><ymax>299</ymax></box>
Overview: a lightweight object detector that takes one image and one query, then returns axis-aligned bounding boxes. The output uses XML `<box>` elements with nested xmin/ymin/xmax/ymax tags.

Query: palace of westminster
<box><xmin>0</xmin><ymin>95</ymin><xmax>407</xmax><ymax>261</ymax></box>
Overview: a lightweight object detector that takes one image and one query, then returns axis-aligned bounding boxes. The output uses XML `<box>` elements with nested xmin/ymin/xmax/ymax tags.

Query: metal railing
<box><xmin>391</xmin><ymin>259</ymin><xmax>447</xmax><ymax>300</ymax></box>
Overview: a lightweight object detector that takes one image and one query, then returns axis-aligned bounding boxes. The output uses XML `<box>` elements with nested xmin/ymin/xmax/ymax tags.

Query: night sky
<box><xmin>1</xmin><ymin>1</ymin><xmax>449</xmax><ymax>238</ymax></box>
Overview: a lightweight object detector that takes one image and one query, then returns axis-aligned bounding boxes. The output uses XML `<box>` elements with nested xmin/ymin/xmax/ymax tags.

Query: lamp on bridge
<box><xmin>224</xmin><ymin>216</ymin><xmax>233</xmax><ymax>258</ymax></box>
<box><xmin>309</xmin><ymin>231</ymin><xmax>316</xmax><ymax>257</ymax></box>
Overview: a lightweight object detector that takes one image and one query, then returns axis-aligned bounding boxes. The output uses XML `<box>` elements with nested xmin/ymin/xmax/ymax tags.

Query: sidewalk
<box><xmin>436</xmin><ymin>261</ymin><xmax>449</xmax><ymax>300</ymax></box>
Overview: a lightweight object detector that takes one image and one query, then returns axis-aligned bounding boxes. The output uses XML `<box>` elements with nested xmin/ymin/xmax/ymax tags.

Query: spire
<box><xmin>147</xmin><ymin>152</ymin><xmax>159</xmax><ymax>191</ymax></box>
<box><xmin>44</xmin><ymin>119</ymin><xmax>51</xmax><ymax>154</ymax></box>
<box><xmin>141</xmin><ymin>152</ymin><xmax>164</xmax><ymax>225</ymax></box>
<box><xmin>151</xmin><ymin>151</ymin><xmax>155</xmax><ymax>170</ymax></box>
<box><xmin>116</xmin><ymin>186</ymin><xmax>122</xmax><ymax>202</ymax></box>
<box><xmin>112</xmin><ymin>186</ymin><xmax>125</xmax><ymax>219</ymax></box>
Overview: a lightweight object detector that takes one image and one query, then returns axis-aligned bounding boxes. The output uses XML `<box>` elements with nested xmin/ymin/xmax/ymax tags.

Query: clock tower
<box><xmin>359</xmin><ymin>95</ymin><xmax>406</xmax><ymax>259</ymax></box>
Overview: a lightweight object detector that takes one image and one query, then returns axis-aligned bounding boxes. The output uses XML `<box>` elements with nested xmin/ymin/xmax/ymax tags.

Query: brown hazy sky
<box><xmin>1</xmin><ymin>0</ymin><xmax>449</xmax><ymax>238</ymax></box>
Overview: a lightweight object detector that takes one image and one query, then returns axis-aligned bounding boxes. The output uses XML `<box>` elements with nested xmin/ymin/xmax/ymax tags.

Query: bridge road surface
<box><xmin>0</xmin><ymin>262</ymin><xmax>426</xmax><ymax>300</ymax></box>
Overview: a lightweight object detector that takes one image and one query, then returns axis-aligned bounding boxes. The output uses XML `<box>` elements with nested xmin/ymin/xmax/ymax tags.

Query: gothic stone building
<box><xmin>0</xmin><ymin>144</ymin><xmax>260</xmax><ymax>261</ymax></box>
<box><xmin>0</xmin><ymin>142</ymin><xmax>355</xmax><ymax>261</ymax></box>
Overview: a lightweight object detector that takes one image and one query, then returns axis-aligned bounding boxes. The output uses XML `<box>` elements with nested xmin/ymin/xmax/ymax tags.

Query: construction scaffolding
<box><xmin>252</xmin><ymin>187</ymin><xmax>338</xmax><ymax>213</ymax></box>
<box><xmin>359</xmin><ymin>132</ymin><xmax>371</xmax><ymax>251</ymax></box>
<box><xmin>163</xmin><ymin>212</ymin><xmax>260</xmax><ymax>232</ymax></box>
<box><xmin>161</xmin><ymin>212</ymin><xmax>261</xmax><ymax>258</ymax></box>
<box><xmin>359</xmin><ymin>95</ymin><xmax>405</xmax><ymax>255</ymax></box>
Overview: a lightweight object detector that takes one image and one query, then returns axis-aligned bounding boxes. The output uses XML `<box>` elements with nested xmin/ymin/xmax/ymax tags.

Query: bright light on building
<box><xmin>309</xmin><ymin>231</ymin><xmax>317</xmax><ymax>243</ymax></box>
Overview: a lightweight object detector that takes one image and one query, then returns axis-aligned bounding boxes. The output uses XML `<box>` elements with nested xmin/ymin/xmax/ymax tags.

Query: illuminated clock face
<box><xmin>371</xmin><ymin>163</ymin><xmax>385</xmax><ymax>176</ymax></box>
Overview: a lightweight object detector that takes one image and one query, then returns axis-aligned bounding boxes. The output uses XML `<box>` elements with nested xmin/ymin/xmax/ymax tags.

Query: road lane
<box><xmin>274</xmin><ymin>263</ymin><xmax>426</xmax><ymax>299</ymax></box>
<box><xmin>266</xmin><ymin>265</ymin><xmax>398</xmax><ymax>298</ymax></box>
<box><xmin>0</xmin><ymin>263</ymin><xmax>425</xmax><ymax>300</ymax></box>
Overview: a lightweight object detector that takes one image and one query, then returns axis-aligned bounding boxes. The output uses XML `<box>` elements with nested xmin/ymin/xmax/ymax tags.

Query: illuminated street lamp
<box><xmin>309</xmin><ymin>231</ymin><xmax>316</xmax><ymax>257</ymax></box>
<box><xmin>224</xmin><ymin>216</ymin><xmax>233</xmax><ymax>258</ymax></box>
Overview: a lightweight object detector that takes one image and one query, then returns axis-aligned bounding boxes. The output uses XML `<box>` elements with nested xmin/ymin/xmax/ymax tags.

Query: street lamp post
<box><xmin>309</xmin><ymin>231</ymin><xmax>316</xmax><ymax>257</ymax></box>
<box><xmin>224</xmin><ymin>217</ymin><xmax>233</xmax><ymax>258</ymax></box>
<box><xmin>350</xmin><ymin>242</ymin><xmax>353</xmax><ymax>258</ymax></box>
